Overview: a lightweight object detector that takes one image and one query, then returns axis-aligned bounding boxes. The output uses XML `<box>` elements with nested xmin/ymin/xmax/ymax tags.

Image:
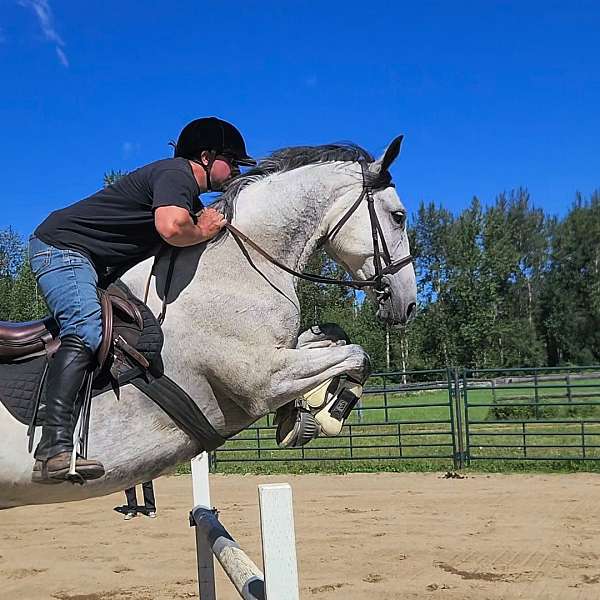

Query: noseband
<box><xmin>225</xmin><ymin>160</ymin><xmax>413</xmax><ymax>293</ymax></box>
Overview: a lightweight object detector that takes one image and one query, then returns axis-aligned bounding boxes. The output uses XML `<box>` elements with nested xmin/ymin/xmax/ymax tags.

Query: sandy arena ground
<box><xmin>1</xmin><ymin>471</ymin><xmax>600</xmax><ymax>600</ymax></box>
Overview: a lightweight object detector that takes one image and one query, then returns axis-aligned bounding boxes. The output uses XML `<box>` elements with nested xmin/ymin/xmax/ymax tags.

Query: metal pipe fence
<box><xmin>463</xmin><ymin>365</ymin><xmax>600</xmax><ymax>463</ymax></box>
<box><xmin>210</xmin><ymin>365</ymin><xmax>600</xmax><ymax>471</ymax></box>
<box><xmin>213</xmin><ymin>368</ymin><xmax>459</xmax><ymax>469</ymax></box>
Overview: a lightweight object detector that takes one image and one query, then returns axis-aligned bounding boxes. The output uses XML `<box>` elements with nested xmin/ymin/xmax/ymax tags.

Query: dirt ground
<box><xmin>1</xmin><ymin>471</ymin><xmax>600</xmax><ymax>600</ymax></box>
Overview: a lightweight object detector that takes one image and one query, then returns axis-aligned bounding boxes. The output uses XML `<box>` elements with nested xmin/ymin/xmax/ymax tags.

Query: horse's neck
<box><xmin>124</xmin><ymin>164</ymin><xmax>358</xmax><ymax>303</ymax></box>
<box><xmin>232</xmin><ymin>164</ymin><xmax>353</xmax><ymax>273</ymax></box>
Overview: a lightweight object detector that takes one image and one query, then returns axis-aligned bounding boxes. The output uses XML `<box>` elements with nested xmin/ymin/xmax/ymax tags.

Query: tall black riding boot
<box><xmin>32</xmin><ymin>335</ymin><xmax>105</xmax><ymax>484</ymax></box>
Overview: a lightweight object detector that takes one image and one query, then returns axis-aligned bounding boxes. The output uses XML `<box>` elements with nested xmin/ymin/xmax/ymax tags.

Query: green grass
<box><xmin>176</xmin><ymin>458</ymin><xmax>456</xmax><ymax>476</ymax></box>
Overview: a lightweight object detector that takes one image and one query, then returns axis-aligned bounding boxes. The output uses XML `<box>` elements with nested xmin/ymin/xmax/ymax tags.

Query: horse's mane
<box><xmin>214</xmin><ymin>143</ymin><xmax>375</xmax><ymax>219</ymax></box>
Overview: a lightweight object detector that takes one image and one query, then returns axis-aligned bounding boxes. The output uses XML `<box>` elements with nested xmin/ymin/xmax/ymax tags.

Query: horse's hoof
<box><xmin>275</xmin><ymin>403</ymin><xmax>320</xmax><ymax>448</ymax></box>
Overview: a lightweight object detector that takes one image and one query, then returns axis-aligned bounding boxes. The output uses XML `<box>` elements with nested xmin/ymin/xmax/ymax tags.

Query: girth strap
<box><xmin>131</xmin><ymin>374</ymin><xmax>227</xmax><ymax>451</ymax></box>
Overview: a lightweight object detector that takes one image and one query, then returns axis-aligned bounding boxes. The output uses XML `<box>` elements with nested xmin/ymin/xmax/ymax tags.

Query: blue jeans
<box><xmin>28</xmin><ymin>236</ymin><xmax>102</xmax><ymax>353</ymax></box>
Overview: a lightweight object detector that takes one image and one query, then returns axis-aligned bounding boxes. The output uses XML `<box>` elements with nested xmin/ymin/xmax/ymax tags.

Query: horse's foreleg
<box><xmin>267</xmin><ymin>343</ymin><xmax>370</xmax><ymax>406</ymax></box>
<box><xmin>263</xmin><ymin>343</ymin><xmax>369</xmax><ymax>447</ymax></box>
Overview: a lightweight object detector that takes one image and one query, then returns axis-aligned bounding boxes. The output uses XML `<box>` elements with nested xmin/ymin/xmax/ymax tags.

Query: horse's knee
<box><xmin>346</xmin><ymin>344</ymin><xmax>371</xmax><ymax>382</ymax></box>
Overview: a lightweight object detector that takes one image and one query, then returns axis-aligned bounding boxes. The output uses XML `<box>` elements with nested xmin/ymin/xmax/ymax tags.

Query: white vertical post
<box><xmin>192</xmin><ymin>453</ymin><xmax>216</xmax><ymax>600</ymax></box>
<box><xmin>258</xmin><ymin>483</ymin><xmax>299</xmax><ymax>600</ymax></box>
<box><xmin>191</xmin><ymin>452</ymin><xmax>212</xmax><ymax>508</ymax></box>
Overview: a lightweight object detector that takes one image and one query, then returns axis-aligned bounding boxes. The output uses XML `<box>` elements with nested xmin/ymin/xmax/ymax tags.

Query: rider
<box><xmin>29</xmin><ymin>117</ymin><xmax>256</xmax><ymax>484</ymax></box>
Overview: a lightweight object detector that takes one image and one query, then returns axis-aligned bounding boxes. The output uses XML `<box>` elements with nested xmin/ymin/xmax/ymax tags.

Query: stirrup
<box><xmin>66</xmin><ymin>448</ymin><xmax>87</xmax><ymax>486</ymax></box>
<box><xmin>66</xmin><ymin>370</ymin><xmax>95</xmax><ymax>486</ymax></box>
<box><xmin>66</xmin><ymin>471</ymin><xmax>86</xmax><ymax>485</ymax></box>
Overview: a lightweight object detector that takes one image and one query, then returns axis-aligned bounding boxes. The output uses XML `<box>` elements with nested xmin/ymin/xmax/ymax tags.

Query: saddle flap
<box><xmin>97</xmin><ymin>285</ymin><xmax>146</xmax><ymax>369</ymax></box>
<box><xmin>0</xmin><ymin>318</ymin><xmax>59</xmax><ymax>361</ymax></box>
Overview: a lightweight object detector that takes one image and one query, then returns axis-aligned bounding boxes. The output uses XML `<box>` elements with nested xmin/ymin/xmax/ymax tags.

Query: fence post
<box><xmin>191</xmin><ymin>453</ymin><xmax>217</xmax><ymax>600</ymax></box>
<box><xmin>452</xmin><ymin>368</ymin><xmax>466</xmax><ymax>468</ymax></box>
<box><xmin>397</xmin><ymin>423</ymin><xmax>403</xmax><ymax>458</ymax></box>
<box><xmin>383</xmin><ymin>373</ymin><xmax>389</xmax><ymax>422</ymax></box>
<box><xmin>348</xmin><ymin>424</ymin><xmax>354</xmax><ymax>459</ymax></box>
<box><xmin>446</xmin><ymin>367</ymin><xmax>460</xmax><ymax>469</ymax></box>
<box><xmin>566</xmin><ymin>373</ymin><xmax>573</xmax><ymax>416</ymax></box>
<box><xmin>533</xmin><ymin>371</ymin><xmax>540</xmax><ymax>419</ymax></box>
<box><xmin>460</xmin><ymin>368</ymin><xmax>470</xmax><ymax>466</ymax></box>
<box><xmin>259</xmin><ymin>483</ymin><xmax>300</xmax><ymax>600</ymax></box>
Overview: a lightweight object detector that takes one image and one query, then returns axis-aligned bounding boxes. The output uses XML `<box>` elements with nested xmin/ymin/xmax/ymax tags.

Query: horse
<box><xmin>0</xmin><ymin>137</ymin><xmax>416</xmax><ymax>509</ymax></box>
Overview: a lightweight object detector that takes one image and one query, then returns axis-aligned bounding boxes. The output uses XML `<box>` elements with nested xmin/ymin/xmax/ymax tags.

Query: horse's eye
<box><xmin>392</xmin><ymin>211</ymin><xmax>406</xmax><ymax>228</ymax></box>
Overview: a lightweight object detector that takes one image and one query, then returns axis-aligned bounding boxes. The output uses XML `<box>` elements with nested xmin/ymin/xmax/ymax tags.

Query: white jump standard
<box><xmin>189</xmin><ymin>453</ymin><xmax>299</xmax><ymax>600</ymax></box>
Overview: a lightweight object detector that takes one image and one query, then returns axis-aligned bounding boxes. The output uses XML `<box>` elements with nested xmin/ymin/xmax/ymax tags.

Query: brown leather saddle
<box><xmin>0</xmin><ymin>281</ymin><xmax>227</xmax><ymax>455</ymax></box>
<box><xmin>0</xmin><ymin>283</ymin><xmax>156</xmax><ymax>457</ymax></box>
<box><xmin>0</xmin><ymin>286</ymin><xmax>147</xmax><ymax>369</ymax></box>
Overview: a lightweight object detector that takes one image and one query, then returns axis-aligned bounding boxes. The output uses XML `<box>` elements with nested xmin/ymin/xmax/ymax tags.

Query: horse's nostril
<box><xmin>406</xmin><ymin>302</ymin><xmax>417</xmax><ymax>321</ymax></box>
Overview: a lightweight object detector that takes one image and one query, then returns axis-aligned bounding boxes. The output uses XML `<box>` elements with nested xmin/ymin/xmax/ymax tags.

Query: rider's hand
<box><xmin>197</xmin><ymin>208</ymin><xmax>227</xmax><ymax>241</ymax></box>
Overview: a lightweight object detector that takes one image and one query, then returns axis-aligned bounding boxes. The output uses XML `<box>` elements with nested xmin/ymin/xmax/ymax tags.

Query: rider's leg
<box><xmin>28</xmin><ymin>236</ymin><xmax>104</xmax><ymax>483</ymax></box>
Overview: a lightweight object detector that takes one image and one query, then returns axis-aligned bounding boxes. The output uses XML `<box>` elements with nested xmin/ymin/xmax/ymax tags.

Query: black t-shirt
<box><xmin>35</xmin><ymin>157</ymin><xmax>202</xmax><ymax>271</ymax></box>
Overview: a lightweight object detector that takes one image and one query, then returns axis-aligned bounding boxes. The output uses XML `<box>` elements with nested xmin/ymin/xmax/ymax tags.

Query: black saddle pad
<box><xmin>0</xmin><ymin>281</ymin><xmax>164</xmax><ymax>426</ymax></box>
<box><xmin>0</xmin><ymin>355</ymin><xmax>47</xmax><ymax>425</ymax></box>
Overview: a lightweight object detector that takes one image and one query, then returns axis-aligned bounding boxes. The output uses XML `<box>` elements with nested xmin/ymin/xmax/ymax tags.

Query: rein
<box><xmin>225</xmin><ymin>160</ymin><xmax>413</xmax><ymax>291</ymax></box>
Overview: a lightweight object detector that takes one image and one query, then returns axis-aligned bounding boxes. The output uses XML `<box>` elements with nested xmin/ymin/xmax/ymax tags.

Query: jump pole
<box><xmin>190</xmin><ymin>453</ymin><xmax>300</xmax><ymax>600</ymax></box>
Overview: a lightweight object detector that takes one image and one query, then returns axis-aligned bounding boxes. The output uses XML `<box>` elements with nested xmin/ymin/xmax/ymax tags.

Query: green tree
<box><xmin>0</xmin><ymin>228</ymin><xmax>47</xmax><ymax>321</ymax></box>
<box><xmin>540</xmin><ymin>192</ymin><xmax>600</xmax><ymax>364</ymax></box>
<box><xmin>0</xmin><ymin>228</ymin><xmax>26</xmax><ymax>320</ymax></box>
<box><xmin>481</xmin><ymin>189</ymin><xmax>548</xmax><ymax>366</ymax></box>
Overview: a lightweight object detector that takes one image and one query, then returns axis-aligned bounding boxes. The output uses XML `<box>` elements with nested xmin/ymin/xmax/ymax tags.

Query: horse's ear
<box><xmin>371</xmin><ymin>135</ymin><xmax>404</xmax><ymax>174</ymax></box>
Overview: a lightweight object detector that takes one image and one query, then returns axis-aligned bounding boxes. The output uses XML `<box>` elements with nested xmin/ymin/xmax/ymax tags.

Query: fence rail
<box><xmin>211</xmin><ymin>365</ymin><xmax>600</xmax><ymax>471</ymax></box>
<box><xmin>463</xmin><ymin>366</ymin><xmax>600</xmax><ymax>463</ymax></box>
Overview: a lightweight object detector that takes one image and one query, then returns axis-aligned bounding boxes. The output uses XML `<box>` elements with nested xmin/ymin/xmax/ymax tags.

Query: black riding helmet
<box><xmin>174</xmin><ymin>117</ymin><xmax>256</xmax><ymax>167</ymax></box>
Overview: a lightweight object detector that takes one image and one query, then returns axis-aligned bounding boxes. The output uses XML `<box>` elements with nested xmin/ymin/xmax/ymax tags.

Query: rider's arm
<box><xmin>154</xmin><ymin>206</ymin><xmax>226</xmax><ymax>247</ymax></box>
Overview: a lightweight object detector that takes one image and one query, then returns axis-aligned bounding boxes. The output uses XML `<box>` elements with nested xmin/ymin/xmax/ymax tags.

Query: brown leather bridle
<box><xmin>225</xmin><ymin>160</ymin><xmax>413</xmax><ymax>294</ymax></box>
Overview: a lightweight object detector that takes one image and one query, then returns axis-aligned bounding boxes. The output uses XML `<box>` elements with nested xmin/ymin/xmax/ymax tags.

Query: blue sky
<box><xmin>1</xmin><ymin>1</ymin><xmax>599</xmax><ymax>237</ymax></box>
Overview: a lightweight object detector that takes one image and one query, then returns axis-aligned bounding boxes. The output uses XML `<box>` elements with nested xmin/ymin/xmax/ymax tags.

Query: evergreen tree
<box><xmin>540</xmin><ymin>192</ymin><xmax>600</xmax><ymax>364</ymax></box>
<box><xmin>0</xmin><ymin>228</ymin><xmax>26</xmax><ymax>320</ymax></box>
<box><xmin>0</xmin><ymin>228</ymin><xmax>47</xmax><ymax>321</ymax></box>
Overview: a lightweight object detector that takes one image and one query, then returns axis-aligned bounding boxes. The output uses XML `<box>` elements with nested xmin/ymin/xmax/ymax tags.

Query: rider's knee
<box><xmin>67</xmin><ymin>311</ymin><xmax>103</xmax><ymax>355</ymax></box>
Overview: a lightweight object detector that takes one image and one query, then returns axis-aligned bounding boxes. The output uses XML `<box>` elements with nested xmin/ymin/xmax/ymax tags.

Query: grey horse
<box><xmin>0</xmin><ymin>139</ymin><xmax>416</xmax><ymax>509</ymax></box>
